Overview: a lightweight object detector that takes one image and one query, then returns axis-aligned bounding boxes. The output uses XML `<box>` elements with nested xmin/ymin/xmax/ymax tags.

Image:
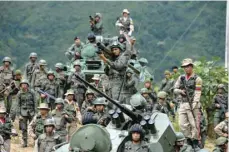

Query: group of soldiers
<box><xmin>0</xmin><ymin>8</ymin><xmax>228</xmax><ymax>152</ymax></box>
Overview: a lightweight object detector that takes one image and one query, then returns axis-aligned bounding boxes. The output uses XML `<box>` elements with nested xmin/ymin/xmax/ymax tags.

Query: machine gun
<box><xmin>37</xmin><ymin>89</ymin><xmax>56</xmax><ymax>100</ymax></box>
<box><xmin>74</xmin><ymin>74</ymin><xmax>142</xmax><ymax>123</ymax></box>
<box><xmin>96</xmin><ymin>42</ymin><xmax>113</xmax><ymax>58</ymax></box>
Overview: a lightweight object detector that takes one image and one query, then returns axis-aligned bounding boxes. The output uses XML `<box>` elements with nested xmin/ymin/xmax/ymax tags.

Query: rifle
<box><xmin>127</xmin><ymin>63</ymin><xmax>140</xmax><ymax>75</ymax></box>
<box><xmin>96</xmin><ymin>42</ymin><xmax>113</xmax><ymax>57</ymax></box>
<box><xmin>37</xmin><ymin>89</ymin><xmax>56</xmax><ymax>100</ymax></box>
<box><xmin>0</xmin><ymin>82</ymin><xmax>15</xmax><ymax>94</ymax></box>
<box><xmin>89</xmin><ymin>15</ymin><xmax>95</xmax><ymax>25</ymax></box>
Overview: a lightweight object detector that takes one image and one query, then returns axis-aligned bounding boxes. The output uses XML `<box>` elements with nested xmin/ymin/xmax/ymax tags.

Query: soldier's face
<box><xmin>132</xmin><ymin>132</ymin><xmax>141</xmax><ymax>142</ymax></box>
<box><xmin>123</xmin><ymin>13</ymin><xmax>128</xmax><ymax>17</ymax></box>
<box><xmin>183</xmin><ymin>65</ymin><xmax>193</xmax><ymax>75</ymax></box>
<box><xmin>175</xmin><ymin>141</ymin><xmax>184</xmax><ymax>147</ymax></box>
<box><xmin>119</xmin><ymin>38</ymin><xmax>124</xmax><ymax>43</ymax></box>
<box><xmin>142</xmin><ymin>93</ymin><xmax>148</xmax><ymax>98</ymax></box>
<box><xmin>158</xmin><ymin>98</ymin><xmax>165</xmax><ymax>104</ymax></box>
<box><xmin>15</xmin><ymin>74</ymin><xmax>22</xmax><ymax>80</ymax></box>
<box><xmin>112</xmin><ymin>48</ymin><xmax>121</xmax><ymax>56</ymax></box>
<box><xmin>144</xmin><ymin>82</ymin><xmax>151</xmax><ymax>88</ymax></box>
<box><xmin>95</xmin><ymin>17</ymin><xmax>100</xmax><ymax>22</ymax></box>
<box><xmin>94</xmin><ymin>80</ymin><xmax>99</xmax><ymax>84</ymax></box>
<box><xmin>30</xmin><ymin>57</ymin><xmax>37</xmax><ymax>62</ymax></box>
<box><xmin>45</xmin><ymin>125</ymin><xmax>54</xmax><ymax>133</ymax></box>
<box><xmin>74</xmin><ymin>65</ymin><xmax>81</xmax><ymax>71</ymax></box>
<box><xmin>165</xmin><ymin>74</ymin><xmax>170</xmax><ymax>79</ymax></box>
<box><xmin>95</xmin><ymin>105</ymin><xmax>104</xmax><ymax>112</ymax></box>
<box><xmin>75</xmin><ymin>39</ymin><xmax>81</xmax><ymax>46</ymax></box>
<box><xmin>67</xmin><ymin>94</ymin><xmax>74</xmax><ymax>100</ymax></box>
<box><xmin>21</xmin><ymin>84</ymin><xmax>28</xmax><ymax>90</ymax></box>
<box><xmin>48</xmin><ymin>75</ymin><xmax>54</xmax><ymax>80</ymax></box>
<box><xmin>4</xmin><ymin>62</ymin><xmax>10</xmax><ymax>66</ymax></box>
<box><xmin>173</xmin><ymin>68</ymin><xmax>178</xmax><ymax>73</ymax></box>
<box><xmin>40</xmin><ymin>109</ymin><xmax>49</xmax><ymax>115</ymax></box>
<box><xmin>126</xmin><ymin>73</ymin><xmax>132</xmax><ymax>78</ymax></box>
<box><xmin>218</xmin><ymin>88</ymin><xmax>224</xmax><ymax>94</ymax></box>
<box><xmin>87</xmin><ymin>94</ymin><xmax>94</xmax><ymax>101</ymax></box>
<box><xmin>40</xmin><ymin>65</ymin><xmax>45</xmax><ymax>70</ymax></box>
<box><xmin>56</xmin><ymin>104</ymin><xmax>63</xmax><ymax>109</ymax></box>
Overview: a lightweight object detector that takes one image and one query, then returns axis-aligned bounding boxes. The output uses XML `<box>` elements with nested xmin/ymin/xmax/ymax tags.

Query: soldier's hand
<box><xmin>40</xmin><ymin>93</ymin><xmax>46</xmax><ymax>98</ymax></box>
<box><xmin>215</xmin><ymin>104</ymin><xmax>220</xmax><ymax>108</ymax></box>
<box><xmin>181</xmin><ymin>90</ymin><xmax>186</xmax><ymax>96</ymax></box>
<box><xmin>223</xmin><ymin>133</ymin><xmax>228</xmax><ymax>137</ymax></box>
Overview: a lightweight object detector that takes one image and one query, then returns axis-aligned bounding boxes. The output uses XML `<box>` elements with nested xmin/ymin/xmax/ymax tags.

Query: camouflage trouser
<box><xmin>109</xmin><ymin>80</ymin><xmax>122</xmax><ymax>101</ymax></box>
<box><xmin>3</xmin><ymin>139</ymin><xmax>10</xmax><ymax>152</ymax></box>
<box><xmin>74</xmin><ymin>92</ymin><xmax>84</xmax><ymax>110</ymax></box>
<box><xmin>20</xmin><ymin>116</ymin><xmax>33</xmax><ymax>145</ymax></box>
<box><xmin>56</xmin><ymin>130</ymin><xmax>67</xmax><ymax>143</ymax></box>
<box><xmin>9</xmin><ymin>95</ymin><xmax>17</xmax><ymax>120</ymax></box>
<box><xmin>179</xmin><ymin>102</ymin><xmax>201</xmax><ymax>140</ymax></box>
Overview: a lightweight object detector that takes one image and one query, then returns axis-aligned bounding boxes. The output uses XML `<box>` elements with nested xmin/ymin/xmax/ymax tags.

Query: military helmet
<box><xmin>55</xmin><ymin>62</ymin><xmax>64</xmax><ymax>69</ymax></box>
<box><xmin>93</xmin><ymin>97</ymin><xmax>106</xmax><ymax>105</ymax></box>
<box><xmin>87</xmin><ymin>33</ymin><xmax>96</xmax><ymax>40</ymax></box>
<box><xmin>157</xmin><ymin>91</ymin><xmax>167</xmax><ymax>99</ymax></box>
<box><xmin>140</xmin><ymin>88</ymin><xmax>149</xmax><ymax>94</ymax></box>
<box><xmin>217</xmin><ymin>84</ymin><xmax>226</xmax><ymax>90</ymax></box>
<box><xmin>15</xmin><ymin>69</ymin><xmax>22</xmax><ymax>75</ymax></box>
<box><xmin>86</xmin><ymin>89</ymin><xmax>94</xmax><ymax>95</ymax></box>
<box><xmin>47</xmin><ymin>69</ymin><xmax>55</xmax><ymax>77</ymax></box>
<box><xmin>110</xmin><ymin>41</ymin><xmax>123</xmax><ymax>51</ymax></box>
<box><xmin>0</xmin><ymin>106</ymin><xmax>7</xmax><ymax>113</ymax></box>
<box><xmin>95</xmin><ymin>13</ymin><xmax>102</xmax><ymax>18</ymax></box>
<box><xmin>2</xmin><ymin>57</ymin><xmax>12</xmax><ymax>63</ymax></box>
<box><xmin>181</xmin><ymin>58</ymin><xmax>193</xmax><ymax>67</ymax></box>
<box><xmin>55</xmin><ymin>98</ymin><xmax>64</xmax><ymax>105</ymax></box>
<box><xmin>129</xmin><ymin>124</ymin><xmax>144</xmax><ymax>139</ymax></box>
<box><xmin>126</xmin><ymin>68</ymin><xmax>134</xmax><ymax>74</ymax></box>
<box><xmin>20</xmin><ymin>79</ymin><xmax>29</xmax><ymax>86</ymax></box>
<box><xmin>175</xmin><ymin>132</ymin><xmax>185</xmax><ymax>141</ymax></box>
<box><xmin>38</xmin><ymin>103</ymin><xmax>50</xmax><ymax>110</ymax></box>
<box><xmin>73</xmin><ymin>60</ymin><xmax>81</xmax><ymax>67</ymax></box>
<box><xmin>130</xmin><ymin>93</ymin><xmax>147</xmax><ymax>108</ymax></box>
<box><xmin>82</xmin><ymin>112</ymin><xmax>98</xmax><ymax>125</ymax></box>
<box><xmin>123</xmin><ymin>9</ymin><xmax>130</xmax><ymax>14</ymax></box>
<box><xmin>164</xmin><ymin>70</ymin><xmax>171</xmax><ymax>75</ymax></box>
<box><xmin>215</xmin><ymin>137</ymin><xmax>228</xmax><ymax>146</ymax></box>
<box><xmin>39</xmin><ymin>59</ymin><xmax>47</xmax><ymax>66</ymax></box>
<box><xmin>29</xmin><ymin>52</ymin><xmax>37</xmax><ymax>58</ymax></box>
<box><xmin>44</xmin><ymin>118</ymin><xmax>55</xmax><ymax>128</ymax></box>
<box><xmin>65</xmin><ymin>89</ymin><xmax>75</xmax><ymax>96</ymax></box>
<box><xmin>138</xmin><ymin>58</ymin><xmax>148</xmax><ymax>64</ymax></box>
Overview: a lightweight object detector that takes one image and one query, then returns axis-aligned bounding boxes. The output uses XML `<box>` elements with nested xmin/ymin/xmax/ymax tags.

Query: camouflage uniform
<box><xmin>24</xmin><ymin>52</ymin><xmax>39</xmax><ymax>83</ymax></box>
<box><xmin>214</xmin><ymin>119</ymin><xmax>228</xmax><ymax>138</ymax></box>
<box><xmin>37</xmin><ymin>119</ymin><xmax>61</xmax><ymax>152</ymax></box>
<box><xmin>67</xmin><ymin>61</ymin><xmax>86</xmax><ymax>109</ymax></box>
<box><xmin>90</xmin><ymin>13</ymin><xmax>103</xmax><ymax>36</ymax></box>
<box><xmin>140</xmin><ymin>88</ymin><xmax>154</xmax><ymax>113</ymax></box>
<box><xmin>65</xmin><ymin>39</ymin><xmax>85</xmax><ymax>61</ymax></box>
<box><xmin>212</xmin><ymin>137</ymin><xmax>228</xmax><ymax>152</ymax></box>
<box><xmin>16</xmin><ymin>79</ymin><xmax>36</xmax><ymax>147</ymax></box>
<box><xmin>153</xmin><ymin>91</ymin><xmax>169</xmax><ymax>115</ymax></box>
<box><xmin>55</xmin><ymin>63</ymin><xmax>68</xmax><ymax>98</ymax></box>
<box><xmin>81</xmin><ymin>89</ymin><xmax>95</xmax><ymax>115</ymax></box>
<box><xmin>199</xmin><ymin>110</ymin><xmax>207</xmax><ymax>148</ymax></box>
<box><xmin>159</xmin><ymin>70</ymin><xmax>174</xmax><ymax>95</ymax></box>
<box><xmin>174</xmin><ymin>58</ymin><xmax>202</xmax><ymax>145</ymax></box>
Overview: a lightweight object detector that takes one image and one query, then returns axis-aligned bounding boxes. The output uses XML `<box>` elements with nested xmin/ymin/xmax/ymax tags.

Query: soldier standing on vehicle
<box><xmin>90</xmin><ymin>13</ymin><xmax>103</xmax><ymax>36</ymax></box>
<box><xmin>67</xmin><ymin>60</ymin><xmax>86</xmax><ymax>109</ymax></box>
<box><xmin>15</xmin><ymin>79</ymin><xmax>36</xmax><ymax>147</ymax></box>
<box><xmin>55</xmin><ymin>63</ymin><xmax>68</xmax><ymax>98</ymax></box>
<box><xmin>51</xmin><ymin>98</ymin><xmax>72</xmax><ymax>142</ymax></box>
<box><xmin>116</xmin><ymin>9</ymin><xmax>134</xmax><ymax>36</ymax></box>
<box><xmin>123</xmin><ymin>124</ymin><xmax>149</xmax><ymax>152</ymax></box>
<box><xmin>65</xmin><ymin>36</ymin><xmax>85</xmax><ymax>61</ymax></box>
<box><xmin>214</xmin><ymin>112</ymin><xmax>228</xmax><ymax>138</ymax></box>
<box><xmin>99</xmin><ymin>41</ymin><xmax>129</xmax><ymax>100</ymax></box>
<box><xmin>212</xmin><ymin>84</ymin><xmax>228</xmax><ymax>127</ymax></box>
<box><xmin>0</xmin><ymin>57</ymin><xmax>14</xmax><ymax>108</ymax></box>
<box><xmin>213</xmin><ymin>137</ymin><xmax>228</xmax><ymax>152</ymax></box>
<box><xmin>0</xmin><ymin>106</ymin><xmax>17</xmax><ymax>152</ymax></box>
<box><xmin>81</xmin><ymin>89</ymin><xmax>96</xmax><ymax>115</ymax></box>
<box><xmin>24</xmin><ymin>52</ymin><xmax>39</xmax><ymax>83</ymax></box>
<box><xmin>36</xmin><ymin>118</ymin><xmax>62</xmax><ymax>152</ymax></box>
<box><xmin>174</xmin><ymin>58</ymin><xmax>202</xmax><ymax>148</ymax></box>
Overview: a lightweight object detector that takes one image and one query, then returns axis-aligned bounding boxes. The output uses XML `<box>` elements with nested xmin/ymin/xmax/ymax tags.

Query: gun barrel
<box><xmin>75</xmin><ymin>74</ymin><xmax>140</xmax><ymax>122</ymax></box>
<box><xmin>127</xmin><ymin>64</ymin><xmax>140</xmax><ymax>75</ymax></box>
<box><xmin>37</xmin><ymin>90</ymin><xmax>56</xmax><ymax>100</ymax></box>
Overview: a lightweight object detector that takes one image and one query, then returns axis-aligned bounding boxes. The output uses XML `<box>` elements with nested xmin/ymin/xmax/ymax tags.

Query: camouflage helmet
<box><xmin>86</xmin><ymin>89</ymin><xmax>94</xmax><ymax>96</ymax></box>
<box><xmin>110</xmin><ymin>41</ymin><xmax>123</xmax><ymax>51</ymax></box>
<box><xmin>65</xmin><ymin>89</ymin><xmax>75</xmax><ymax>96</ymax></box>
<box><xmin>44</xmin><ymin>118</ymin><xmax>55</xmax><ymax>128</ymax></box>
<box><xmin>93</xmin><ymin>97</ymin><xmax>106</xmax><ymax>105</ymax></box>
<box><xmin>55</xmin><ymin>62</ymin><xmax>64</xmax><ymax>69</ymax></box>
<box><xmin>39</xmin><ymin>59</ymin><xmax>47</xmax><ymax>66</ymax></box>
<box><xmin>164</xmin><ymin>70</ymin><xmax>171</xmax><ymax>75</ymax></box>
<box><xmin>73</xmin><ymin>60</ymin><xmax>81</xmax><ymax>67</ymax></box>
<box><xmin>15</xmin><ymin>70</ymin><xmax>22</xmax><ymax>75</ymax></box>
<box><xmin>215</xmin><ymin>137</ymin><xmax>228</xmax><ymax>146</ymax></box>
<box><xmin>175</xmin><ymin>132</ymin><xmax>185</xmax><ymax>141</ymax></box>
<box><xmin>82</xmin><ymin>112</ymin><xmax>98</xmax><ymax>125</ymax></box>
<box><xmin>181</xmin><ymin>58</ymin><xmax>193</xmax><ymax>67</ymax></box>
<box><xmin>217</xmin><ymin>84</ymin><xmax>226</xmax><ymax>91</ymax></box>
<box><xmin>138</xmin><ymin>58</ymin><xmax>148</xmax><ymax>64</ymax></box>
<box><xmin>130</xmin><ymin>93</ymin><xmax>147</xmax><ymax>108</ymax></box>
<box><xmin>0</xmin><ymin>106</ymin><xmax>7</xmax><ymax>113</ymax></box>
<box><xmin>55</xmin><ymin>98</ymin><xmax>64</xmax><ymax>105</ymax></box>
<box><xmin>95</xmin><ymin>13</ymin><xmax>102</xmax><ymax>18</ymax></box>
<box><xmin>29</xmin><ymin>52</ymin><xmax>37</xmax><ymax>58</ymax></box>
<box><xmin>2</xmin><ymin>57</ymin><xmax>12</xmax><ymax>63</ymax></box>
<box><xmin>20</xmin><ymin>79</ymin><xmax>29</xmax><ymax>86</ymax></box>
<box><xmin>47</xmin><ymin>69</ymin><xmax>55</xmax><ymax>77</ymax></box>
<box><xmin>38</xmin><ymin>103</ymin><xmax>50</xmax><ymax>110</ymax></box>
<box><xmin>157</xmin><ymin>91</ymin><xmax>167</xmax><ymax>99</ymax></box>
<box><xmin>140</xmin><ymin>88</ymin><xmax>149</xmax><ymax>94</ymax></box>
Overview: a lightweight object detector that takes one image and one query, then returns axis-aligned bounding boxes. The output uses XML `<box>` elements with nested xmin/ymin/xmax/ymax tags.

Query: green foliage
<box><xmin>0</xmin><ymin>1</ymin><xmax>226</xmax><ymax>80</ymax></box>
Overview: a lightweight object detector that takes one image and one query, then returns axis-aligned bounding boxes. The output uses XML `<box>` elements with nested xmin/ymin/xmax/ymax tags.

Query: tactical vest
<box><xmin>56</xmin><ymin>72</ymin><xmax>66</xmax><ymax>87</ymax></box>
<box><xmin>44</xmin><ymin>80</ymin><xmax>57</xmax><ymax>96</ymax></box>
<box><xmin>18</xmin><ymin>90</ymin><xmax>36</xmax><ymax>117</ymax></box>
<box><xmin>180</xmin><ymin>75</ymin><xmax>197</xmax><ymax>102</ymax></box>
<box><xmin>34</xmin><ymin>70</ymin><xmax>47</xmax><ymax>87</ymax></box>
<box><xmin>26</xmin><ymin>62</ymin><xmax>38</xmax><ymax>82</ymax></box>
<box><xmin>119</xmin><ymin>17</ymin><xmax>131</xmax><ymax>32</ymax></box>
<box><xmin>70</xmin><ymin>72</ymin><xmax>85</xmax><ymax>93</ymax></box>
<box><xmin>35</xmin><ymin>114</ymin><xmax>52</xmax><ymax>137</ymax></box>
<box><xmin>52</xmin><ymin>110</ymin><xmax>66</xmax><ymax>131</ymax></box>
<box><xmin>0</xmin><ymin>67</ymin><xmax>13</xmax><ymax>85</ymax></box>
<box><xmin>38</xmin><ymin>133</ymin><xmax>61</xmax><ymax>152</ymax></box>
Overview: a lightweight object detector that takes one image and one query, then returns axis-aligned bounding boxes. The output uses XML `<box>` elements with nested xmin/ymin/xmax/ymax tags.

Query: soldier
<box><xmin>174</xmin><ymin>132</ymin><xmax>193</xmax><ymax>152</ymax></box>
<box><xmin>144</xmin><ymin>78</ymin><xmax>157</xmax><ymax>102</ymax></box>
<box><xmin>153</xmin><ymin>91</ymin><xmax>169</xmax><ymax>115</ymax></box>
<box><xmin>174</xmin><ymin>58</ymin><xmax>202</xmax><ymax>148</ymax></box>
<box><xmin>65</xmin><ymin>36</ymin><xmax>84</xmax><ymax>61</ymax></box>
<box><xmin>0</xmin><ymin>106</ymin><xmax>17</xmax><ymax>152</ymax></box>
<box><xmin>90</xmin><ymin>74</ymin><xmax>104</xmax><ymax>97</ymax></box>
<box><xmin>140</xmin><ymin>88</ymin><xmax>154</xmax><ymax>113</ymax></box>
<box><xmin>118</xmin><ymin>34</ymin><xmax>127</xmax><ymax>51</ymax></box>
<box><xmin>81</xmin><ymin>33</ymin><xmax>98</xmax><ymax>60</ymax></box>
<box><xmin>122</xmin><ymin>68</ymin><xmax>137</xmax><ymax>104</ymax></box>
<box><xmin>55</xmin><ymin>62</ymin><xmax>68</xmax><ymax>98</ymax></box>
<box><xmin>99</xmin><ymin>41</ymin><xmax>129</xmax><ymax>100</ymax></box>
<box><xmin>31</xmin><ymin>59</ymin><xmax>48</xmax><ymax>91</ymax></box>
<box><xmin>214</xmin><ymin>112</ymin><xmax>228</xmax><ymax>138</ymax></box>
<box><xmin>41</xmin><ymin>70</ymin><xmax>61</xmax><ymax>110</ymax></box>
<box><xmin>90</xmin><ymin>13</ymin><xmax>103</xmax><ymax>36</ymax></box>
<box><xmin>138</xmin><ymin>58</ymin><xmax>153</xmax><ymax>83</ymax></box>
<box><xmin>116</xmin><ymin>9</ymin><xmax>134</xmax><ymax>36</ymax></box>
<box><xmin>64</xmin><ymin>89</ymin><xmax>82</xmax><ymax>141</ymax></box>
<box><xmin>28</xmin><ymin>103</ymin><xmax>52</xmax><ymax>141</ymax></box>
<box><xmin>51</xmin><ymin>98</ymin><xmax>72</xmax><ymax>142</ymax></box>
<box><xmin>130</xmin><ymin>93</ymin><xmax>147</xmax><ymax>115</ymax></box>
<box><xmin>130</xmin><ymin>36</ymin><xmax>138</xmax><ymax>58</ymax></box>
<box><xmin>160</xmin><ymin>70</ymin><xmax>174</xmax><ymax>95</ymax></box>
<box><xmin>81</xmin><ymin>89</ymin><xmax>96</xmax><ymax>115</ymax></box>
<box><xmin>123</xmin><ymin>124</ymin><xmax>149</xmax><ymax>152</ymax></box>
<box><xmin>0</xmin><ymin>57</ymin><xmax>14</xmax><ymax>108</ymax></box>
<box><xmin>171</xmin><ymin>66</ymin><xmax>180</xmax><ymax>80</ymax></box>
<box><xmin>36</xmin><ymin>118</ymin><xmax>62</xmax><ymax>152</ymax></box>
<box><xmin>15</xmin><ymin>79</ymin><xmax>36</xmax><ymax>147</ymax></box>
<box><xmin>67</xmin><ymin>60</ymin><xmax>86</xmax><ymax>109</ymax></box>
<box><xmin>213</xmin><ymin>137</ymin><xmax>228</xmax><ymax>152</ymax></box>
<box><xmin>212</xmin><ymin>84</ymin><xmax>228</xmax><ymax>127</ymax></box>
<box><xmin>92</xmin><ymin>97</ymin><xmax>110</xmax><ymax>127</ymax></box>
<box><xmin>24</xmin><ymin>52</ymin><xmax>39</xmax><ymax>83</ymax></box>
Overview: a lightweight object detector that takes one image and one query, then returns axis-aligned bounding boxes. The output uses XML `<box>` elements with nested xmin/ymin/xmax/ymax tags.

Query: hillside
<box><xmin>0</xmin><ymin>1</ymin><xmax>226</xmax><ymax>80</ymax></box>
